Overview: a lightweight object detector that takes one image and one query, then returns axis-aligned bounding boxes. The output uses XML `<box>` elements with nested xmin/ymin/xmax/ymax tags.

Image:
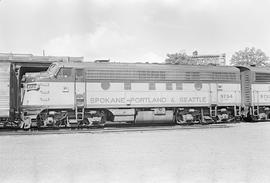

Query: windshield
<box><xmin>47</xmin><ymin>64</ymin><xmax>58</xmax><ymax>75</ymax></box>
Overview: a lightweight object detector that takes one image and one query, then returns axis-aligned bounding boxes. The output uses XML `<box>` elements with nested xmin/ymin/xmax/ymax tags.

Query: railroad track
<box><xmin>0</xmin><ymin>123</ymin><xmax>233</xmax><ymax>136</ymax></box>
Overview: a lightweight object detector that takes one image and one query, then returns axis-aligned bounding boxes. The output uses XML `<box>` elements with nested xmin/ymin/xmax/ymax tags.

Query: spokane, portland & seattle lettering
<box><xmin>90</xmin><ymin>96</ymin><xmax>207</xmax><ymax>104</ymax></box>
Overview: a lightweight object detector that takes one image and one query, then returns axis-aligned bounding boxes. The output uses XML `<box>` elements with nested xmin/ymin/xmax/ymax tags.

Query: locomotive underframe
<box><xmin>20</xmin><ymin>105</ymin><xmax>241</xmax><ymax>129</ymax></box>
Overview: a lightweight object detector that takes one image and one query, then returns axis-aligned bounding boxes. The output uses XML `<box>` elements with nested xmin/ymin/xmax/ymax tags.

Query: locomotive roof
<box><xmin>55</xmin><ymin>62</ymin><xmax>240</xmax><ymax>73</ymax></box>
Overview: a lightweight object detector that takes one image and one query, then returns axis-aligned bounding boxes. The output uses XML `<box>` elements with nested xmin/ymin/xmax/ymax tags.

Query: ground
<box><xmin>1</xmin><ymin>123</ymin><xmax>270</xmax><ymax>183</ymax></box>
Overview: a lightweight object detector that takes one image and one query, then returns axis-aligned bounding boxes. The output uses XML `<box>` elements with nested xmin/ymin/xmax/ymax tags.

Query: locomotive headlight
<box><xmin>27</xmin><ymin>83</ymin><xmax>40</xmax><ymax>91</ymax></box>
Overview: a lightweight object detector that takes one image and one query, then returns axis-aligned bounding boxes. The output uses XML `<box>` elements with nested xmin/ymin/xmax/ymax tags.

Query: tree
<box><xmin>230</xmin><ymin>47</ymin><xmax>269</xmax><ymax>66</ymax></box>
<box><xmin>165</xmin><ymin>52</ymin><xmax>195</xmax><ymax>65</ymax></box>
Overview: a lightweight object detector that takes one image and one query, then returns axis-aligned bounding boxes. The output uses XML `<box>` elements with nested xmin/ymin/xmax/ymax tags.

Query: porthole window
<box><xmin>194</xmin><ymin>82</ymin><xmax>202</xmax><ymax>91</ymax></box>
<box><xmin>101</xmin><ymin>82</ymin><xmax>110</xmax><ymax>90</ymax></box>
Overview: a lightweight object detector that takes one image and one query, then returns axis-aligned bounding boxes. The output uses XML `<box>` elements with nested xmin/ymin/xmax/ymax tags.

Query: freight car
<box><xmin>0</xmin><ymin>62</ymin><xmax>17</xmax><ymax>127</ymax></box>
<box><xmin>20</xmin><ymin>61</ymin><xmax>242</xmax><ymax>129</ymax></box>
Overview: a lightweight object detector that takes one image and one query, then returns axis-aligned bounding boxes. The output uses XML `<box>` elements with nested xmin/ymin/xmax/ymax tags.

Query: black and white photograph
<box><xmin>1</xmin><ymin>0</ymin><xmax>270</xmax><ymax>182</ymax></box>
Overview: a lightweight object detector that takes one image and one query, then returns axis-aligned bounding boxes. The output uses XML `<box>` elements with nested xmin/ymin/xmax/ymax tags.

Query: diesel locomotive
<box><xmin>20</xmin><ymin>61</ymin><xmax>242</xmax><ymax>128</ymax></box>
<box><xmin>1</xmin><ymin>60</ymin><xmax>270</xmax><ymax>129</ymax></box>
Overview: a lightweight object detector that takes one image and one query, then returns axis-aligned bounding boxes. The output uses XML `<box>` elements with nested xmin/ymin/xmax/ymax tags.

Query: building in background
<box><xmin>191</xmin><ymin>51</ymin><xmax>226</xmax><ymax>66</ymax></box>
<box><xmin>0</xmin><ymin>53</ymin><xmax>83</xmax><ymax>63</ymax></box>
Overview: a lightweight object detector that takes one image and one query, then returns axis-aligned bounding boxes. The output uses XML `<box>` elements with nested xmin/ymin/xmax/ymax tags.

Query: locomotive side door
<box><xmin>74</xmin><ymin>69</ymin><xmax>86</xmax><ymax>109</ymax></box>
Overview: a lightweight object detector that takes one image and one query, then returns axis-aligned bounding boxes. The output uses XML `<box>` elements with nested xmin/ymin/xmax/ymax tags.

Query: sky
<box><xmin>0</xmin><ymin>0</ymin><xmax>270</xmax><ymax>64</ymax></box>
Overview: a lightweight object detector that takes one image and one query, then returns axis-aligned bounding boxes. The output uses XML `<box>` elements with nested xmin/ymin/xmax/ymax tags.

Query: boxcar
<box><xmin>0</xmin><ymin>62</ymin><xmax>17</xmax><ymax>127</ymax></box>
<box><xmin>21</xmin><ymin>61</ymin><xmax>242</xmax><ymax>128</ymax></box>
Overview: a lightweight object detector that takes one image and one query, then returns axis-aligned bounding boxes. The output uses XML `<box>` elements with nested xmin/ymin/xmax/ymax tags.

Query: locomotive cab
<box><xmin>21</xmin><ymin>62</ymin><xmax>100</xmax><ymax>128</ymax></box>
<box><xmin>22</xmin><ymin>63</ymin><xmax>61</xmax><ymax>105</ymax></box>
<box><xmin>21</xmin><ymin>63</ymin><xmax>63</xmax><ymax>128</ymax></box>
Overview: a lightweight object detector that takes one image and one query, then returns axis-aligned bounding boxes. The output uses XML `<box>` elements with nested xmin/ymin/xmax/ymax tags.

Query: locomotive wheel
<box><xmin>55</xmin><ymin>118</ymin><xmax>68</xmax><ymax>127</ymax></box>
<box><xmin>175</xmin><ymin>112</ymin><xmax>185</xmax><ymax>125</ymax></box>
<box><xmin>78</xmin><ymin>118</ymin><xmax>90</xmax><ymax>127</ymax></box>
<box><xmin>99</xmin><ymin>110</ymin><xmax>107</xmax><ymax>127</ymax></box>
<box><xmin>243</xmin><ymin>114</ymin><xmax>253</xmax><ymax>122</ymax></box>
<box><xmin>234</xmin><ymin>116</ymin><xmax>241</xmax><ymax>122</ymax></box>
<box><xmin>36</xmin><ymin>114</ymin><xmax>46</xmax><ymax>128</ymax></box>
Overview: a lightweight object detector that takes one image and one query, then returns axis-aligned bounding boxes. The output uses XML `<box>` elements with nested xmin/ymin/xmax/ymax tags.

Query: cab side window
<box><xmin>57</xmin><ymin>68</ymin><xmax>72</xmax><ymax>79</ymax></box>
<box><xmin>76</xmin><ymin>69</ymin><xmax>84</xmax><ymax>78</ymax></box>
